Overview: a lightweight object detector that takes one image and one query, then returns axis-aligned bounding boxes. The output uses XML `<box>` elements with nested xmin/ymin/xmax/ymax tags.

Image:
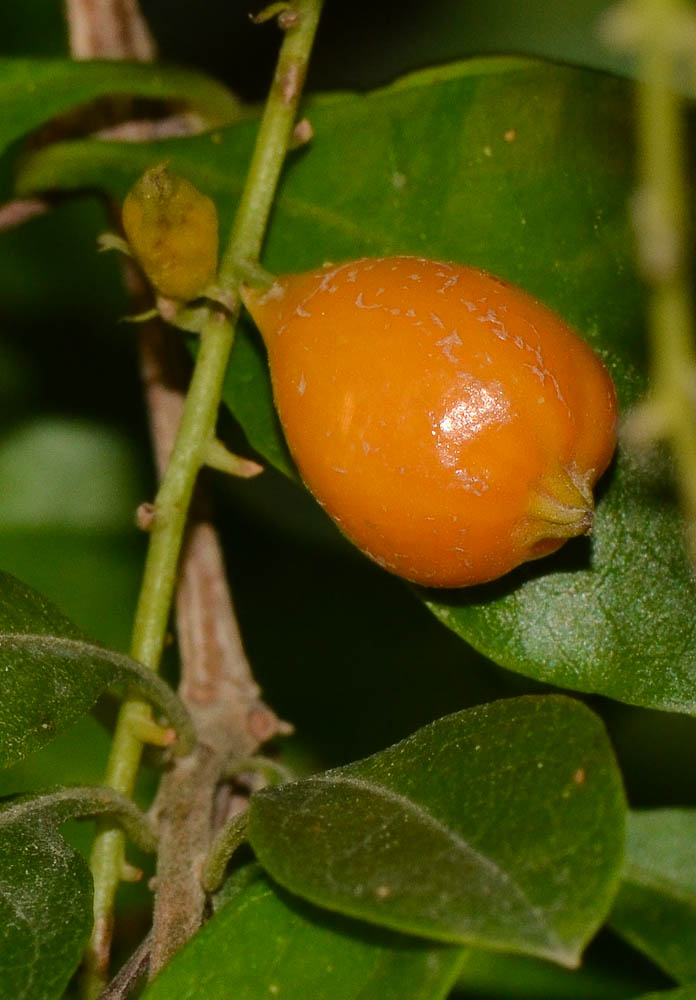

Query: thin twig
<box><xmin>64</xmin><ymin>0</ymin><xmax>156</xmax><ymax>60</ymax></box>
<box><xmin>140</xmin><ymin>326</ymin><xmax>287</xmax><ymax>976</ymax></box>
<box><xmin>96</xmin><ymin>932</ymin><xmax>151</xmax><ymax>1000</ymax></box>
<box><xmin>63</xmin><ymin>4</ymin><xmax>158</xmax><ymax>993</ymax></box>
<box><xmin>0</xmin><ymin>197</ymin><xmax>50</xmax><ymax>231</ymax></box>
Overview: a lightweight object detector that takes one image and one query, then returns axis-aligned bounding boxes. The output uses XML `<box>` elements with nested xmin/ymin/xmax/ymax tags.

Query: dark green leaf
<box><xmin>16</xmin><ymin>60</ymin><xmax>694</xmax><ymax>714</ymax></box>
<box><xmin>424</xmin><ymin>443</ymin><xmax>696</xmax><ymax>715</ymax></box>
<box><xmin>609</xmin><ymin>809</ymin><xmax>696</xmax><ymax>983</ymax></box>
<box><xmin>632</xmin><ymin>992</ymin><xmax>696</xmax><ymax>1000</ymax></box>
<box><xmin>0</xmin><ymin>786</ymin><xmax>155</xmax><ymax>1000</ymax></box>
<box><xmin>248</xmin><ymin>696</ymin><xmax>625</xmax><ymax>967</ymax></box>
<box><xmin>142</xmin><ymin>863</ymin><xmax>466</xmax><ymax>1000</ymax></box>
<box><xmin>0</xmin><ymin>570</ymin><xmax>193</xmax><ymax>769</ymax></box>
<box><xmin>0</xmin><ymin>57</ymin><xmax>241</xmax><ymax>157</ymax></box>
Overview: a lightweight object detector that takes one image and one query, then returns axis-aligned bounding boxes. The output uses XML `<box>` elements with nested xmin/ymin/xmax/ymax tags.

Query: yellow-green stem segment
<box><xmin>633</xmin><ymin>0</ymin><xmax>696</xmax><ymax>563</ymax></box>
<box><xmin>83</xmin><ymin>3</ymin><xmax>324</xmax><ymax>995</ymax></box>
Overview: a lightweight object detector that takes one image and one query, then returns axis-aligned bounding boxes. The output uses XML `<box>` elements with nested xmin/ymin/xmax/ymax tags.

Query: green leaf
<box><xmin>609</xmin><ymin>809</ymin><xmax>696</xmax><ymax>984</ymax></box>
<box><xmin>632</xmin><ymin>992</ymin><xmax>696</xmax><ymax>1000</ymax></box>
<box><xmin>142</xmin><ymin>863</ymin><xmax>466</xmax><ymax>1000</ymax></box>
<box><xmin>0</xmin><ymin>417</ymin><xmax>143</xmax><ymax>531</ymax></box>
<box><xmin>424</xmin><ymin>443</ymin><xmax>696</xmax><ymax>715</ymax></box>
<box><xmin>16</xmin><ymin>59</ymin><xmax>694</xmax><ymax>714</ymax></box>
<box><xmin>0</xmin><ymin>56</ymin><xmax>241</xmax><ymax>157</ymax></box>
<box><xmin>0</xmin><ymin>785</ymin><xmax>155</xmax><ymax>1000</ymax></box>
<box><xmin>454</xmin><ymin>942</ymin><xmax>664</xmax><ymax>1000</ymax></box>
<box><xmin>248</xmin><ymin>696</ymin><xmax>625</xmax><ymax>967</ymax></box>
<box><xmin>0</xmin><ymin>570</ymin><xmax>193</xmax><ymax>769</ymax></box>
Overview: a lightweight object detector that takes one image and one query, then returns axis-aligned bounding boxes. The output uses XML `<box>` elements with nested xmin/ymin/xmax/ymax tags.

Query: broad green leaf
<box><xmin>609</xmin><ymin>809</ymin><xmax>696</xmax><ymax>984</ymax></box>
<box><xmin>142</xmin><ymin>863</ymin><xmax>466</xmax><ymax>1000</ymax></box>
<box><xmin>0</xmin><ymin>786</ymin><xmax>155</xmax><ymax>1000</ymax></box>
<box><xmin>16</xmin><ymin>59</ymin><xmax>695</xmax><ymax>714</ymax></box>
<box><xmin>0</xmin><ymin>570</ymin><xmax>193</xmax><ymax>769</ymax></box>
<box><xmin>0</xmin><ymin>57</ymin><xmax>241</xmax><ymax>157</ymax></box>
<box><xmin>248</xmin><ymin>696</ymin><xmax>625</xmax><ymax>967</ymax></box>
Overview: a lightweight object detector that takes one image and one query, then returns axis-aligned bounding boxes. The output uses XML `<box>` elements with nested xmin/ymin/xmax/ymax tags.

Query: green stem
<box><xmin>83</xmin><ymin>3</ymin><xmax>324</xmax><ymax>996</ymax></box>
<box><xmin>219</xmin><ymin>0</ymin><xmax>324</xmax><ymax>280</ymax></box>
<box><xmin>633</xmin><ymin>0</ymin><xmax>696</xmax><ymax>562</ymax></box>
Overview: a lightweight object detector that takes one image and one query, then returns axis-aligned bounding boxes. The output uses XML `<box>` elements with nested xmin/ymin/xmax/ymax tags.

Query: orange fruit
<box><xmin>242</xmin><ymin>256</ymin><xmax>617</xmax><ymax>588</ymax></box>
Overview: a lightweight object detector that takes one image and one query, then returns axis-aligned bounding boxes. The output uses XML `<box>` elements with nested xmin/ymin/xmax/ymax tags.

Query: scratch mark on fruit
<box><xmin>262</xmin><ymin>282</ymin><xmax>286</xmax><ymax>302</ymax></box>
<box><xmin>318</xmin><ymin>267</ymin><xmax>342</xmax><ymax>291</ymax></box>
<box><xmin>295</xmin><ymin>304</ymin><xmax>311</xmax><ymax>317</ymax></box>
<box><xmin>479</xmin><ymin>310</ymin><xmax>512</xmax><ymax>343</ymax></box>
<box><xmin>454</xmin><ymin>468</ymin><xmax>489</xmax><ymax>494</ymax></box>
<box><xmin>436</xmin><ymin>330</ymin><xmax>462</xmax><ymax>362</ymax></box>
<box><xmin>430</xmin><ymin>311</ymin><xmax>445</xmax><ymax>329</ymax></box>
<box><xmin>339</xmin><ymin>391</ymin><xmax>356</xmax><ymax>434</ymax></box>
<box><xmin>297</xmin><ymin>373</ymin><xmax>307</xmax><ymax>395</ymax></box>
<box><xmin>355</xmin><ymin>292</ymin><xmax>381</xmax><ymax>310</ymax></box>
<box><xmin>437</xmin><ymin>274</ymin><xmax>459</xmax><ymax>293</ymax></box>
<box><xmin>524</xmin><ymin>363</ymin><xmax>546</xmax><ymax>382</ymax></box>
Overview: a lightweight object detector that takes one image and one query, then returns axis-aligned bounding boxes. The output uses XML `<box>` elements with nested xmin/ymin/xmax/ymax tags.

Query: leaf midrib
<box><xmin>294</xmin><ymin>772</ymin><xmax>564</xmax><ymax>952</ymax></box>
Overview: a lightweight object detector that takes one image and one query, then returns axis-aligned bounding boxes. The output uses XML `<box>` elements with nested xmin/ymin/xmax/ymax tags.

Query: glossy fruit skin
<box><xmin>242</xmin><ymin>256</ymin><xmax>617</xmax><ymax>588</ymax></box>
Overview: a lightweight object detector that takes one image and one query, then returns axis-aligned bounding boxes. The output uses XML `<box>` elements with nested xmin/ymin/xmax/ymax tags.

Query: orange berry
<box><xmin>242</xmin><ymin>256</ymin><xmax>617</xmax><ymax>588</ymax></box>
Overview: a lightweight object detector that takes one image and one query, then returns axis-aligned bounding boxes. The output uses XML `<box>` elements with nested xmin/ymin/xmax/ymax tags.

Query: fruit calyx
<box><xmin>524</xmin><ymin>464</ymin><xmax>595</xmax><ymax>552</ymax></box>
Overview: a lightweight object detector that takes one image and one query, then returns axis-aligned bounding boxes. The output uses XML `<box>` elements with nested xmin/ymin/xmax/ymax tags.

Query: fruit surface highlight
<box><xmin>242</xmin><ymin>256</ymin><xmax>617</xmax><ymax>588</ymax></box>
